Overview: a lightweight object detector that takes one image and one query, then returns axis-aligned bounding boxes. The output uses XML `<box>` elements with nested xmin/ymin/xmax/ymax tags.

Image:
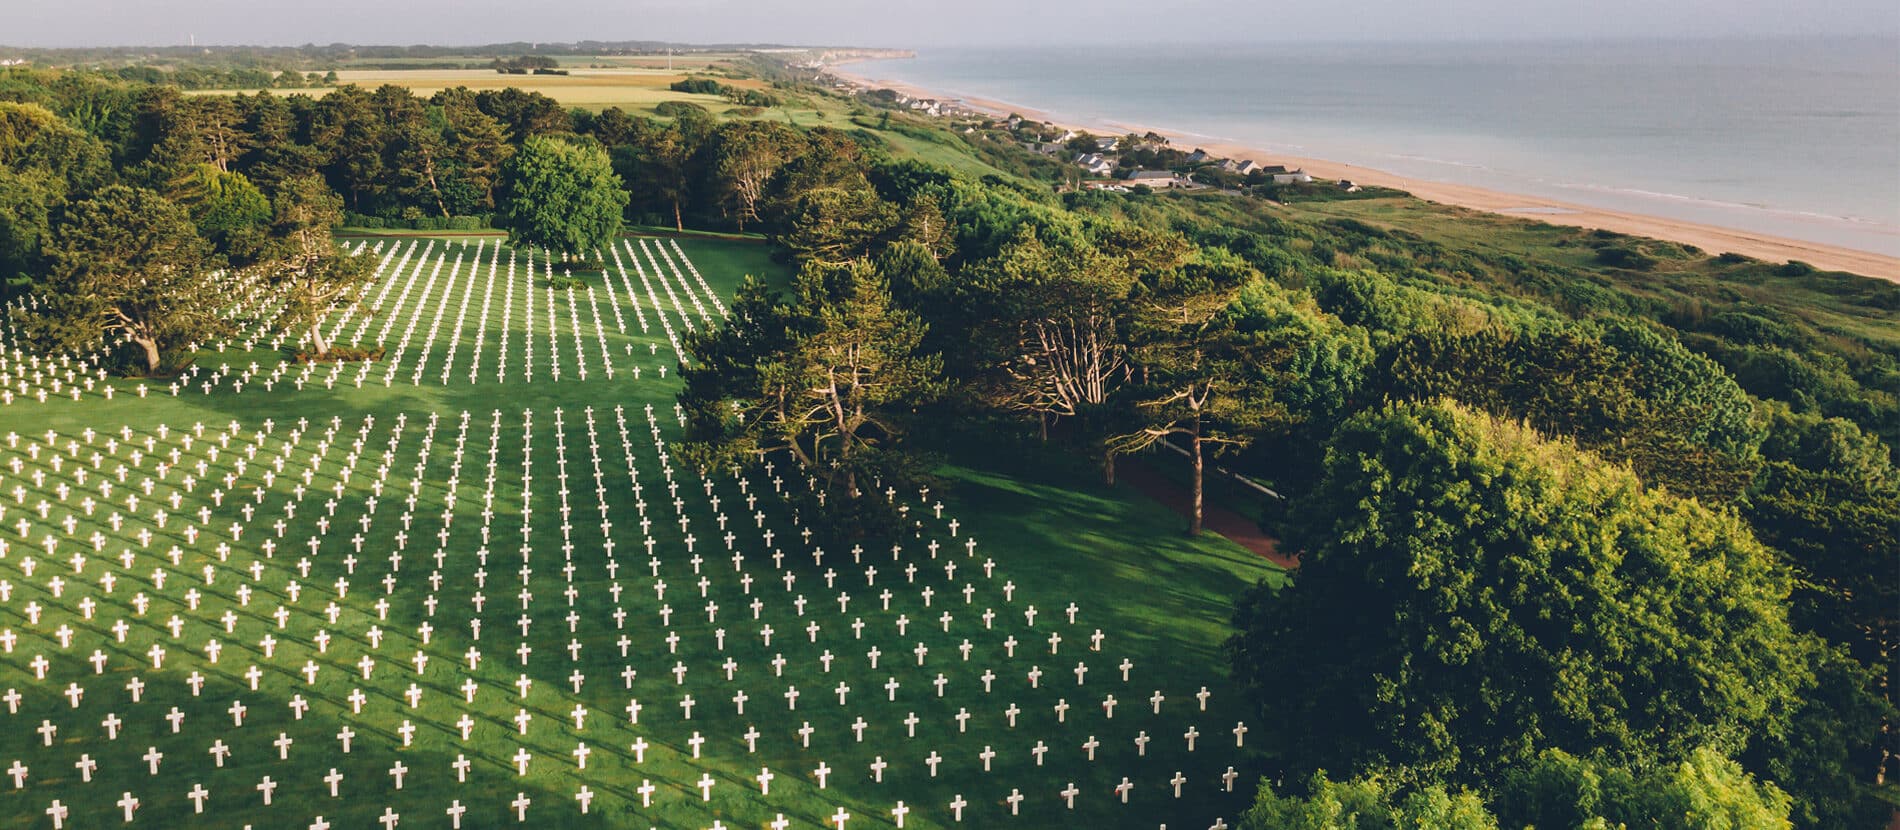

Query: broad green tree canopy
<box><xmin>496</xmin><ymin>134</ymin><xmax>628</xmax><ymax>260</ymax></box>
<box><xmin>1228</xmin><ymin>401</ymin><xmax>1812</xmax><ymax>786</ymax></box>
<box><xmin>33</xmin><ymin>184</ymin><xmax>220</xmax><ymax>373</ymax></box>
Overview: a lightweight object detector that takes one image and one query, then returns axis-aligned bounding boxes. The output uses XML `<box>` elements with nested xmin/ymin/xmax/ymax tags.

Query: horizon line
<box><xmin>3</xmin><ymin>31</ymin><xmax>1896</xmax><ymax>53</ymax></box>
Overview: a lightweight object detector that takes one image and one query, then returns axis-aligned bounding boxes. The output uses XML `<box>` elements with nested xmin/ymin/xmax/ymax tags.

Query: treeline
<box><xmin>105</xmin><ymin>65</ymin><xmax>337</xmax><ymax>90</ymax></box>
<box><xmin>492</xmin><ymin>56</ymin><xmax>563</xmax><ymax>75</ymax></box>
<box><xmin>0</xmin><ymin>41</ymin><xmax>806</xmax><ymax>70</ymax></box>
<box><xmin>665</xmin><ymin>93</ymin><xmax>1898</xmax><ymax>827</ymax></box>
<box><xmin>668</xmin><ymin>76</ymin><xmax>781</xmax><ymax>107</ymax></box>
<box><xmin>0</xmin><ymin>64</ymin><xmax>862</xmax><ymax>267</ymax></box>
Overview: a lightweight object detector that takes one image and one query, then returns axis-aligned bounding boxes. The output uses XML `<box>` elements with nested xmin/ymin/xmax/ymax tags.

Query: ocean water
<box><xmin>848</xmin><ymin>38</ymin><xmax>1900</xmax><ymax>257</ymax></box>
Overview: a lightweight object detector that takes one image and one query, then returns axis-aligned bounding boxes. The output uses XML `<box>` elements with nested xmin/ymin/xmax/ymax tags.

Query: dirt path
<box><xmin>1121</xmin><ymin>459</ymin><xmax>1299</xmax><ymax>570</ymax></box>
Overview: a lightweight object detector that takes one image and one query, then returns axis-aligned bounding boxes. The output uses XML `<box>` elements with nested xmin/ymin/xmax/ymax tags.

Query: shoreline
<box><xmin>827</xmin><ymin>61</ymin><xmax>1900</xmax><ymax>281</ymax></box>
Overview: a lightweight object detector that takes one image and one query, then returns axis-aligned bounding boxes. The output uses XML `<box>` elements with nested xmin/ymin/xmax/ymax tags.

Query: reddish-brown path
<box><xmin>1120</xmin><ymin>459</ymin><xmax>1299</xmax><ymax>570</ymax></box>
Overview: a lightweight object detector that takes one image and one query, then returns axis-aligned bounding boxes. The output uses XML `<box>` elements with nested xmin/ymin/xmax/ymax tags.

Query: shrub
<box><xmin>654</xmin><ymin>101</ymin><xmax>710</xmax><ymax>119</ymax></box>
<box><xmin>1594</xmin><ymin>245</ymin><xmax>1657</xmax><ymax>271</ymax></box>
<box><xmin>292</xmin><ymin>346</ymin><xmax>383</xmax><ymax>364</ymax></box>
<box><xmin>669</xmin><ymin>78</ymin><xmax>730</xmax><ymax>96</ymax></box>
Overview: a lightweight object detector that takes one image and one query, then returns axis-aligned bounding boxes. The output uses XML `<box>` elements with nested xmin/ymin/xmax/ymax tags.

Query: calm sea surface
<box><xmin>850</xmin><ymin>38</ymin><xmax>1900</xmax><ymax>256</ymax></box>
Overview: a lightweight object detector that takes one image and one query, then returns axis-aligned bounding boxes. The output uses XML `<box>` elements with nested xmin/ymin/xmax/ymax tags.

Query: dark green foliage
<box><xmin>490</xmin><ymin>56</ymin><xmax>559</xmax><ymax>75</ymax></box>
<box><xmin>654</xmin><ymin>100</ymin><xmax>710</xmax><ymax>119</ymax></box>
<box><xmin>31</xmin><ymin>184</ymin><xmax>221</xmax><ymax>373</ymax></box>
<box><xmin>1241</xmin><ymin>773</ymin><xmax>1498</xmax><ymax>830</ymax></box>
<box><xmin>1594</xmin><ymin>244</ymin><xmax>1658</xmax><ymax>270</ymax></box>
<box><xmin>1243</xmin><ymin>757</ymin><xmax>1800</xmax><ymax>830</ymax></box>
<box><xmin>261</xmin><ymin>173</ymin><xmax>374</xmax><ymax>358</ymax></box>
<box><xmin>0</xmin><ymin>100</ymin><xmax>113</xmax><ymax>194</ymax></box>
<box><xmin>494</xmin><ymin>135</ymin><xmax>628</xmax><ymax>259</ymax></box>
<box><xmin>1229</xmin><ymin>401</ymin><xmax>1811</xmax><ymax>786</ymax></box>
<box><xmin>1491</xmin><ymin>747</ymin><xmax>1793</xmax><ymax>830</ymax></box>
<box><xmin>0</xmin><ymin>168</ymin><xmax>60</xmax><ymax>291</ymax></box>
<box><xmin>171</xmin><ymin>164</ymin><xmax>272</xmax><ymax>262</ymax></box>
<box><xmin>342</xmin><ymin>213</ymin><xmax>490</xmax><ymax>231</ymax></box>
<box><xmin>669</xmin><ymin>77</ymin><xmax>731</xmax><ymax>96</ymax></box>
<box><xmin>1740</xmin><ymin>647</ymin><xmax>1895</xmax><ymax>829</ymax></box>
<box><xmin>734</xmin><ymin>89</ymin><xmax>781</xmax><ymax>108</ymax></box>
<box><xmin>1379</xmin><ymin>315</ymin><xmax>1764</xmax><ymax>499</ymax></box>
<box><xmin>778</xmin><ymin>187</ymin><xmax>900</xmax><ymax>265</ymax></box>
<box><xmin>679</xmin><ymin>263</ymin><xmax>944</xmax><ymax>502</ymax></box>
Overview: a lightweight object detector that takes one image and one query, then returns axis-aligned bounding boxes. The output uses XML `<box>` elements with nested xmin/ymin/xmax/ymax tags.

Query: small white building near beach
<box><xmin>1074</xmin><ymin>153</ymin><xmax>1117</xmax><ymax>176</ymax></box>
<box><xmin>1123</xmin><ymin>170</ymin><xmax>1182</xmax><ymax>188</ymax></box>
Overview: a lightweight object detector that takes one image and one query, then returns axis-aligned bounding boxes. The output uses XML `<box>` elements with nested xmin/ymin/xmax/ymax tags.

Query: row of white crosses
<box><xmin>0</xmin><ymin>241</ymin><xmax>390</xmax><ymax>407</ymax></box>
<box><xmin>0</xmin><ymin>410</ymin><xmax>577</xmax><ymax>826</ymax></box>
<box><xmin>301</xmin><ymin>238</ymin><xmax>711</xmax><ymax>388</ymax></box>
<box><xmin>346</xmin><ymin>239</ymin><xmax>430</xmax><ymax>349</ymax></box>
<box><xmin>603</xmin><ymin>241</ymin><xmax>654</xmax><ymax>336</ymax></box>
<box><xmin>0</xmin><ymin>394</ymin><xmax>1248</xmax><ymax>827</ymax></box>
<box><xmin>0</xmin><ymin>299</ymin><xmax>114</xmax><ymax>405</ymax></box>
<box><xmin>199</xmin><ymin>240</ymin><xmax>381</xmax><ymax>356</ymax></box>
<box><xmin>629</xmin><ymin>405</ymin><xmax>1250</xmax><ymax>822</ymax></box>
<box><xmin>3</xmin><ymin>404</ymin><xmax>1246</xmax><ymax>824</ymax></box>
<box><xmin>639</xmin><ymin>238</ymin><xmax>717</xmax><ymax>327</ymax></box>
<box><xmin>379</xmin><ymin>245</ymin><xmax>456</xmax><ymax>386</ymax></box>
<box><xmin>663</xmin><ymin>238</ymin><xmax>730</xmax><ymax>319</ymax></box>
<box><xmin>308</xmin><ymin>241</ymin><xmax>395</xmax><ymax>350</ymax></box>
<box><xmin>0</xmin><ymin>273</ymin><xmax>329</xmax><ymax>406</ymax></box>
<box><xmin>29</xmin><ymin>244</ymin><xmax>385</xmax><ymax>403</ymax></box>
<box><xmin>609</xmin><ymin>238</ymin><xmax>683</xmax><ymax>363</ymax></box>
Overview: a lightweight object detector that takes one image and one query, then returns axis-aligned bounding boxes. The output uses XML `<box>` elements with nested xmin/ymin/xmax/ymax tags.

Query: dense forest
<box><xmin>1</xmin><ymin>59</ymin><xmax>1894</xmax><ymax>827</ymax></box>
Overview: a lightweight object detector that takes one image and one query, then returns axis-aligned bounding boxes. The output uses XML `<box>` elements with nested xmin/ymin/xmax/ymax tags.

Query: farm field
<box><xmin>182</xmin><ymin>61</ymin><xmax>1012</xmax><ymax>177</ymax></box>
<box><xmin>0</xmin><ymin>234</ymin><xmax>1279</xmax><ymax>829</ymax></box>
<box><xmin>185</xmin><ymin>66</ymin><xmax>743</xmax><ymax>114</ymax></box>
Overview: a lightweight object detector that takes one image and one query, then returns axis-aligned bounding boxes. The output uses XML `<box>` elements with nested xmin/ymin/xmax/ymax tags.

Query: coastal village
<box><xmin>820</xmin><ymin>67</ymin><xmax>1368</xmax><ymax>198</ymax></box>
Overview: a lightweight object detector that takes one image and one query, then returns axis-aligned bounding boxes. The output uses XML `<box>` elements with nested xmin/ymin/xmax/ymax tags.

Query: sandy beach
<box><xmin>830</xmin><ymin>64</ymin><xmax>1900</xmax><ymax>281</ymax></box>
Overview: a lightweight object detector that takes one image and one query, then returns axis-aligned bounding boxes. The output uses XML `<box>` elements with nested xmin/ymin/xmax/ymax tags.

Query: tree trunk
<box><xmin>428</xmin><ymin>170</ymin><xmax>448</xmax><ymax>218</ymax></box>
<box><xmin>1102</xmin><ymin>448</ymin><xmax>1117</xmax><ymax>486</ymax></box>
<box><xmin>310</xmin><ymin>322</ymin><xmax>330</xmax><ymax>358</ymax></box>
<box><xmin>1189</xmin><ymin>427</ymin><xmax>1205</xmax><ymax>536</ymax></box>
<box><xmin>134</xmin><ymin>336</ymin><xmax>160</xmax><ymax>375</ymax></box>
<box><xmin>673</xmin><ymin>199</ymin><xmax>684</xmax><ymax>233</ymax></box>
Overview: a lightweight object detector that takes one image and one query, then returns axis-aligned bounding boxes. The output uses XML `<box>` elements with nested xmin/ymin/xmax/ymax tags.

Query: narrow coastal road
<box><xmin>1121</xmin><ymin>459</ymin><xmax>1299</xmax><ymax>570</ymax></box>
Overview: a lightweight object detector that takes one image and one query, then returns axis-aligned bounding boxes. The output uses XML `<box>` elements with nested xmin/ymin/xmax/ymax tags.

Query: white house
<box><xmin>1074</xmin><ymin>153</ymin><xmax>1117</xmax><ymax>177</ymax></box>
<box><xmin>1271</xmin><ymin>168</ymin><xmax>1312</xmax><ymax>184</ymax></box>
<box><xmin>1122</xmin><ymin>170</ymin><xmax>1180</xmax><ymax>188</ymax></box>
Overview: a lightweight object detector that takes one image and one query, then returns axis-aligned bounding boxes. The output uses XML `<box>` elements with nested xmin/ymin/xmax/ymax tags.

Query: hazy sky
<box><xmin>6</xmin><ymin>0</ymin><xmax>1897</xmax><ymax>49</ymax></box>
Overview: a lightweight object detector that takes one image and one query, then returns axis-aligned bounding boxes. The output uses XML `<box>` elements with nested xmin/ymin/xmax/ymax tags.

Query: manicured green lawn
<box><xmin>0</xmin><ymin>235</ymin><xmax>1278</xmax><ymax>829</ymax></box>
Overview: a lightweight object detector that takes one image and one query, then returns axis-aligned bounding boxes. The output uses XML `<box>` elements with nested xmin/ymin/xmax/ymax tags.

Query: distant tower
<box><xmin>189</xmin><ymin>34</ymin><xmax>195</xmax><ymax>47</ymax></box>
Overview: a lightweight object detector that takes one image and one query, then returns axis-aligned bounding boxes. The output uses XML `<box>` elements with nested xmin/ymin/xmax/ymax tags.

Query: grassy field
<box><xmin>182</xmin><ymin>57</ymin><xmax>1022</xmax><ymax>181</ymax></box>
<box><xmin>1281</xmin><ymin>195</ymin><xmax>1900</xmax><ymax>351</ymax></box>
<box><xmin>329</xmin><ymin>54</ymin><xmax>745</xmax><ymax>72</ymax></box>
<box><xmin>0</xmin><ymin>234</ymin><xmax>1280</xmax><ymax>828</ymax></box>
